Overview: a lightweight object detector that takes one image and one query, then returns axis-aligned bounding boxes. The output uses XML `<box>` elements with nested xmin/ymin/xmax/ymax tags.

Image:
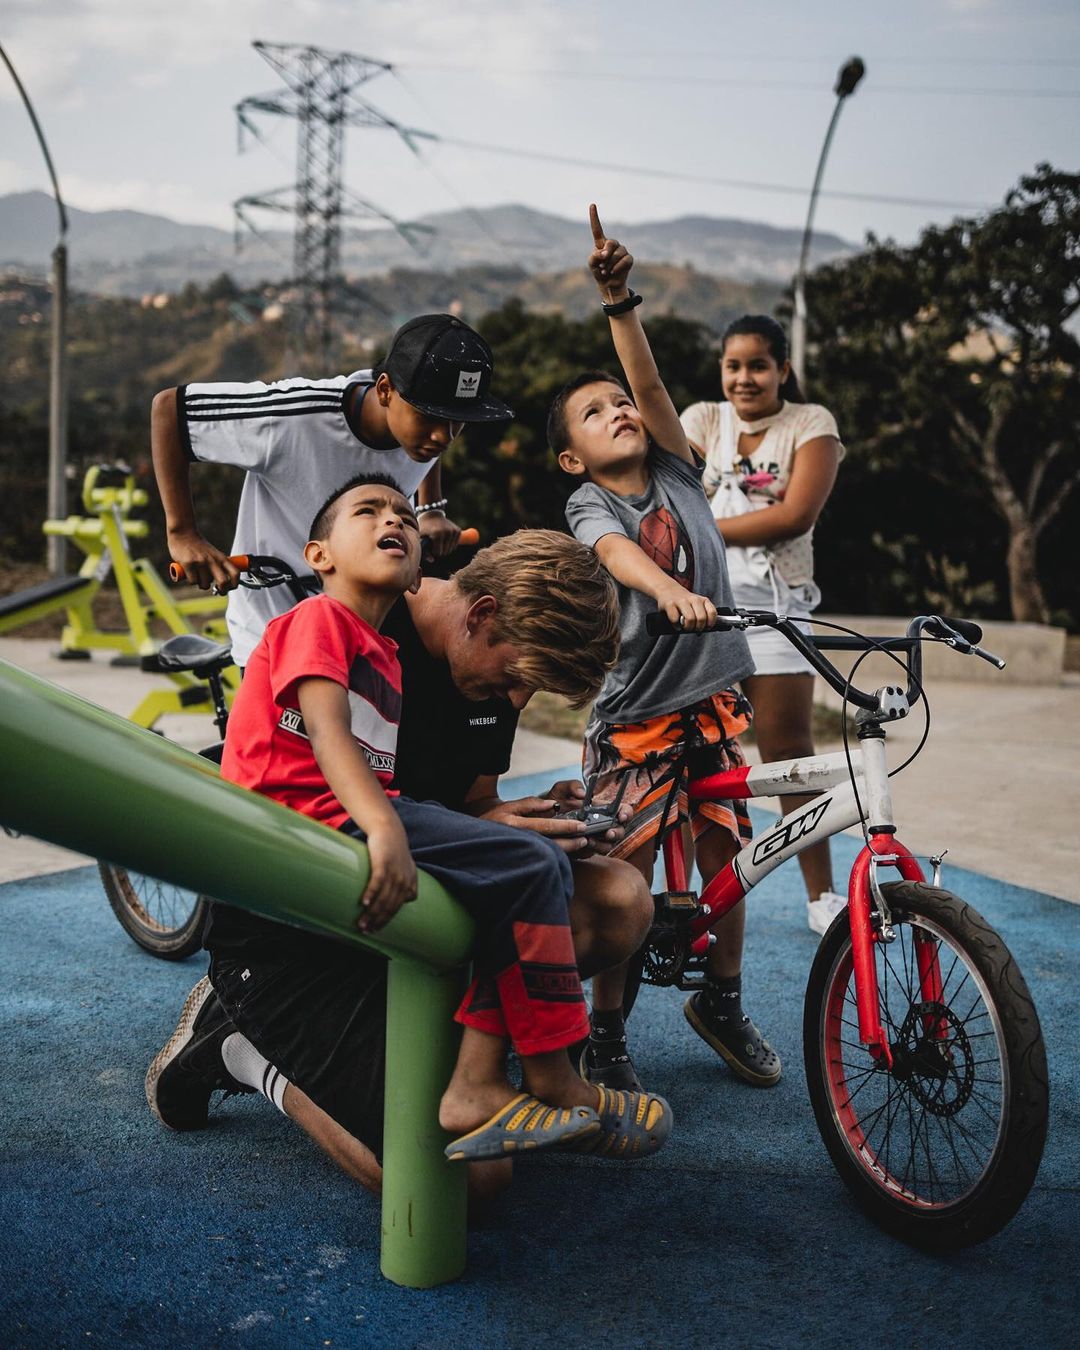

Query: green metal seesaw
<box><xmin>0</xmin><ymin>656</ymin><xmax>475</xmax><ymax>1289</ymax></box>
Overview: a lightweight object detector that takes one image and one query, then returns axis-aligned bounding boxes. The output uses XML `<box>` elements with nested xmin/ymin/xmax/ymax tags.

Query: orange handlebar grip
<box><xmin>458</xmin><ymin>528</ymin><xmax>480</xmax><ymax>547</ymax></box>
<box><xmin>168</xmin><ymin>554</ymin><xmax>250</xmax><ymax>584</ymax></box>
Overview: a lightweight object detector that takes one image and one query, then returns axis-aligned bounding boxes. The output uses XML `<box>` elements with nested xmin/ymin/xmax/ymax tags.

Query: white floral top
<box><xmin>679</xmin><ymin>400</ymin><xmax>844</xmax><ymax>587</ymax></box>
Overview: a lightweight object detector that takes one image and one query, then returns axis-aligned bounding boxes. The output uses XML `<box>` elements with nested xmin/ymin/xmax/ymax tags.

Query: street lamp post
<box><xmin>790</xmin><ymin>56</ymin><xmax>865</xmax><ymax>387</ymax></box>
<box><xmin>1</xmin><ymin>43</ymin><xmax>70</xmax><ymax>575</ymax></box>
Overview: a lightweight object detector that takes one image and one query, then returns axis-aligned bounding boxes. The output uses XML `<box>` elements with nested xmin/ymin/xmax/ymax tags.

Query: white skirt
<box><xmin>733</xmin><ymin>574</ymin><xmax>820</xmax><ymax>677</ymax></box>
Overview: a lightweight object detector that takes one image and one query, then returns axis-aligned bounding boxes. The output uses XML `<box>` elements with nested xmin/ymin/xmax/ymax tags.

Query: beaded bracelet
<box><xmin>415</xmin><ymin>498</ymin><xmax>448</xmax><ymax>516</ymax></box>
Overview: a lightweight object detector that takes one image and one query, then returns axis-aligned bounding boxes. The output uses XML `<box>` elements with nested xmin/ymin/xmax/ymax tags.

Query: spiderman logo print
<box><xmin>639</xmin><ymin>505</ymin><xmax>695</xmax><ymax>591</ymax></box>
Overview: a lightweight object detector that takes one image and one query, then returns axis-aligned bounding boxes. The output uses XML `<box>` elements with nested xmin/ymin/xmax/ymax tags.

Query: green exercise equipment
<box><xmin>0</xmin><ymin>656</ymin><xmax>475</xmax><ymax>1288</ymax></box>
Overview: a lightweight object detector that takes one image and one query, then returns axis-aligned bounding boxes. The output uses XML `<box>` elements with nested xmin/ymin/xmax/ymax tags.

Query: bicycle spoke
<box><xmin>825</xmin><ymin>908</ymin><xmax>1012</xmax><ymax>1210</ymax></box>
<box><xmin>839</xmin><ymin>1063</ymin><xmax>888</xmax><ymax>1107</ymax></box>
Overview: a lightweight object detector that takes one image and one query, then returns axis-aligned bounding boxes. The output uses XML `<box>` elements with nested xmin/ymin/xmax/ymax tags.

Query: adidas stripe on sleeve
<box><xmin>179</xmin><ymin>376</ymin><xmax>356</xmax><ymax>469</ymax></box>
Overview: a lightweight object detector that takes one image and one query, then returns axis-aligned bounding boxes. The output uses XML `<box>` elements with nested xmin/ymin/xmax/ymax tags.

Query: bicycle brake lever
<box><xmin>946</xmin><ymin>630</ymin><xmax>1006</xmax><ymax>670</ymax></box>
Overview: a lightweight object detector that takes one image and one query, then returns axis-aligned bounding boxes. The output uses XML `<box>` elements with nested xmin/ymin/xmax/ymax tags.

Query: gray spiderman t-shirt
<box><xmin>565</xmin><ymin>445</ymin><xmax>754</xmax><ymax>725</ymax></box>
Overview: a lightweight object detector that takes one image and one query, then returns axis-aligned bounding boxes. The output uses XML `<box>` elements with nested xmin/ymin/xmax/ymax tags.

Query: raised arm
<box><xmin>150</xmin><ymin>387</ymin><xmax>240</xmax><ymax>592</ymax></box>
<box><xmin>588</xmin><ymin>204</ymin><xmax>692</xmax><ymax>465</ymax></box>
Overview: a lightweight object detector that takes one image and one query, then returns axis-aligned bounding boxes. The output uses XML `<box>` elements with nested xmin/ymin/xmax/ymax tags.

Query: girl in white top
<box><xmin>680</xmin><ymin>315</ymin><xmax>845</xmax><ymax>936</ymax></box>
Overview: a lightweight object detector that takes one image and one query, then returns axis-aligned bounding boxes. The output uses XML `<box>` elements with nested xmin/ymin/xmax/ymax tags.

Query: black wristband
<box><xmin>601</xmin><ymin>289</ymin><xmax>643</xmax><ymax>316</ymax></box>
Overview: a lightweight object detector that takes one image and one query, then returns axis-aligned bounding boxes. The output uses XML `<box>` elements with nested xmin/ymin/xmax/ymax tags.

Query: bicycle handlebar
<box><xmin>644</xmin><ymin>608</ymin><xmax>1005</xmax><ymax>713</ymax></box>
<box><xmin>169</xmin><ymin>527</ymin><xmax>480</xmax><ymax>586</ymax></box>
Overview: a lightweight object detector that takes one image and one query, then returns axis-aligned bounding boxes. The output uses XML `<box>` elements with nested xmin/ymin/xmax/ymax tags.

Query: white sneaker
<box><xmin>807</xmin><ymin>890</ymin><xmax>848</xmax><ymax>937</ymax></box>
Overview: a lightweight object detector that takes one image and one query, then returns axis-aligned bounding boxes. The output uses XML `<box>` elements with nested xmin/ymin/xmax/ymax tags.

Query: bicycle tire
<box><xmin>98</xmin><ymin>860</ymin><xmax>208</xmax><ymax>960</ymax></box>
<box><xmin>803</xmin><ymin>880</ymin><xmax>1047</xmax><ymax>1250</ymax></box>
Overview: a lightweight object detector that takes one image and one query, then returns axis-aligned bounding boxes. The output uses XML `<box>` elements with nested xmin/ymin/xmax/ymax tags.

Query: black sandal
<box><xmin>684</xmin><ymin>992</ymin><xmax>782</xmax><ymax>1087</ymax></box>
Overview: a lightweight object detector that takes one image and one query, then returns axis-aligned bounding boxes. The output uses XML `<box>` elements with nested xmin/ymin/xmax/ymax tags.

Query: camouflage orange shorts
<box><xmin>582</xmin><ymin>688</ymin><xmax>754</xmax><ymax>862</ymax></box>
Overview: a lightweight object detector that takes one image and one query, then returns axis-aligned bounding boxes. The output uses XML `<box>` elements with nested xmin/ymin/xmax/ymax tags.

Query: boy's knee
<box><xmin>572</xmin><ymin>857</ymin><xmax>654</xmax><ymax>949</ymax></box>
<box><xmin>596</xmin><ymin>858</ymin><xmax>651</xmax><ymax>922</ymax></box>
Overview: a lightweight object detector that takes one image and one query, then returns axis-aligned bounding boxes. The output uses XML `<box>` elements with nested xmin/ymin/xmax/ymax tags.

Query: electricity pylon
<box><xmin>235</xmin><ymin>41</ymin><xmax>434</xmax><ymax>370</ymax></box>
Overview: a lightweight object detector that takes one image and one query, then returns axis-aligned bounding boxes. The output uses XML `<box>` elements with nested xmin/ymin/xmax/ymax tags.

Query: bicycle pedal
<box><xmin>659</xmin><ymin>890</ymin><xmax>699</xmax><ymax>915</ymax></box>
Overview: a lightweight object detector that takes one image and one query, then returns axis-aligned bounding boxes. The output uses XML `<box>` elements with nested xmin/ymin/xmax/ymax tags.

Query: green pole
<box><xmin>381</xmin><ymin>957</ymin><xmax>468</xmax><ymax>1287</ymax></box>
<box><xmin>0</xmin><ymin>657</ymin><xmax>474</xmax><ymax>1284</ymax></box>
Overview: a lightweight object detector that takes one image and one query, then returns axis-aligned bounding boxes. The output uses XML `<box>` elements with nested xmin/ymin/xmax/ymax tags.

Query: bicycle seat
<box><xmin>144</xmin><ymin>634</ymin><xmax>233</xmax><ymax>676</ymax></box>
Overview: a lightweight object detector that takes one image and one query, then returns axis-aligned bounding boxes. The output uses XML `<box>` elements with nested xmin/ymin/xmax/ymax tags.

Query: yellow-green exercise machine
<box><xmin>0</xmin><ymin>464</ymin><xmax>237</xmax><ymax>728</ymax></box>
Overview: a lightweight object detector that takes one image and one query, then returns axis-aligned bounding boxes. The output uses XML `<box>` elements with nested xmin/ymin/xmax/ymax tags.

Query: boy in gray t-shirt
<box><xmin>551</xmin><ymin>206</ymin><xmax>778</xmax><ymax>1096</ymax></box>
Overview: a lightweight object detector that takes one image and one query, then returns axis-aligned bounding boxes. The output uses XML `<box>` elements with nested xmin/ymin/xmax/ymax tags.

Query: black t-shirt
<box><xmin>383</xmin><ymin>596</ymin><xmax>519</xmax><ymax>810</ymax></box>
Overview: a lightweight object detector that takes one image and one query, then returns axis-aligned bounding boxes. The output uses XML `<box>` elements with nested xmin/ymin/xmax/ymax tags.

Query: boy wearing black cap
<box><xmin>151</xmin><ymin>314</ymin><xmax>512</xmax><ymax>669</ymax></box>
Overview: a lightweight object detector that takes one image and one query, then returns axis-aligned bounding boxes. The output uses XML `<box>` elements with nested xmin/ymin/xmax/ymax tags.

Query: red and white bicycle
<box><xmin>625</xmin><ymin>608</ymin><xmax>1048</xmax><ymax>1250</ymax></box>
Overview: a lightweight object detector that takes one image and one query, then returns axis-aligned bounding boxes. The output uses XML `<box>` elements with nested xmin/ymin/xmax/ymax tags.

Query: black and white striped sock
<box><xmin>221</xmin><ymin>1032</ymin><xmax>291</xmax><ymax>1114</ymax></box>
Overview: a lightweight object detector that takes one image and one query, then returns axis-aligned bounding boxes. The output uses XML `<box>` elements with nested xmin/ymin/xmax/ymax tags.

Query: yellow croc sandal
<box><xmin>444</xmin><ymin>1092</ymin><xmax>600</xmax><ymax>1162</ymax></box>
<box><xmin>570</xmin><ymin>1085</ymin><xmax>673</xmax><ymax>1160</ymax></box>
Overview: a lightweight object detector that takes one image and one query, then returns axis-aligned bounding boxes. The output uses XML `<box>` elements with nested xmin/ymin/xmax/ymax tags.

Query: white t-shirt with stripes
<box><xmin>179</xmin><ymin>372</ymin><xmax>431</xmax><ymax>667</ymax></box>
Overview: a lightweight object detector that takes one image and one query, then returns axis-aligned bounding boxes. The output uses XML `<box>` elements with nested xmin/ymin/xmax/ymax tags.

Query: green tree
<box><xmin>808</xmin><ymin>164</ymin><xmax>1080</xmax><ymax>625</ymax></box>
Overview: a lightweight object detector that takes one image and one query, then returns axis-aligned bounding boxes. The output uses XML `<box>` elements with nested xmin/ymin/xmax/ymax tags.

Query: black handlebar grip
<box><xmin>927</xmin><ymin>616</ymin><xmax>983</xmax><ymax>645</ymax></box>
<box><xmin>644</xmin><ymin>612</ymin><xmax>743</xmax><ymax>636</ymax></box>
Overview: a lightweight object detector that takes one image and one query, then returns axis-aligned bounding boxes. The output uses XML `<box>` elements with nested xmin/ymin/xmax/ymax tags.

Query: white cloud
<box><xmin>5</xmin><ymin>0</ymin><xmax>587</xmax><ymax>90</ymax></box>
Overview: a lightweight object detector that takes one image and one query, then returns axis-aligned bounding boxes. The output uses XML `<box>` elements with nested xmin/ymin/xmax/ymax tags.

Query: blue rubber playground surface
<box><xmin>2</xmin><ymin>768</ymin><xmax>1078</xmax><ymax>1347</ymax></box>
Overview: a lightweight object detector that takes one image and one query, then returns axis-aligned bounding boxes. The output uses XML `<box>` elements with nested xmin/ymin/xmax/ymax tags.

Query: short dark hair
<box><xmin>546</xmin><ymin>370</ymin><xmax>628</xmax><ymax>457</ymax></box>
<box><xmin>308</xmin><ymin>473</ymin><xmax>407</xmax><ymax>542</ymax></box>
<box><xmin>721</xmin><ymin>315</ymin><xmax>805</xmax><ymax>404</ymax></box>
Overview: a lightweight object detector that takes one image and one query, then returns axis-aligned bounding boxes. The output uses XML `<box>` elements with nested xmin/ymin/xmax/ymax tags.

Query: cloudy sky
<box><xmin>2</xmin><ymin>0</ymin><xmax>1078</xmax><ymax>259</ymax></box>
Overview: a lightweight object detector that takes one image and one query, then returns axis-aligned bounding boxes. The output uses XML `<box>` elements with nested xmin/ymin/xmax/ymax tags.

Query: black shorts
<box><xmin>209</xmin><ymin>936</ymin><xmax>388</xmax><ymax>1160</ymax></box>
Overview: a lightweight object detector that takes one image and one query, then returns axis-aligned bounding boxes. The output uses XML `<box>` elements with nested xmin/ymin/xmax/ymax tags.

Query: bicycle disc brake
<box><xmin>889</xmin><ymin>1002</ymin><xmax>974</xmax><ymax>1116</ymax></box>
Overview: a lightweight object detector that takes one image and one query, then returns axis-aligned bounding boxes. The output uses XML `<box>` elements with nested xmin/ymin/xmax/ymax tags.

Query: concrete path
<box><xmin>2</xmin><ymin>635</ymin><xmax>1078</xmax><ymax>902</ymax></box>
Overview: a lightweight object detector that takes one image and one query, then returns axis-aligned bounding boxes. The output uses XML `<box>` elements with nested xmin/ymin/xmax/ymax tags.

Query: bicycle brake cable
<box><xmin>802</xmin><ymin>617</ymin><xmax>932</xmax><ymax>848</ymax></box>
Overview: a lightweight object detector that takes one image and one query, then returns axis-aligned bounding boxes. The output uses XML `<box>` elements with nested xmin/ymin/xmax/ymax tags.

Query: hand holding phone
<box><xmin>555</xmin><ymin>806</ymin><xmax>621</xmax><ymax>838</ymax></box>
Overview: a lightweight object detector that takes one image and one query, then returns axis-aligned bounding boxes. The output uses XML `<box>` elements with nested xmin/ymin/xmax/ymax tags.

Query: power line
<box><xmin>426</xmin><ymin>135</ymin><xmax>988</xmax><ymax>212</ymax></box>
<box><xmin>400</xmin><ymin>61</ymin><xmax>1080</xmax><ymax>98</ymax></box>
<box><xmin>438</xmin><ymin>50</ymin><xmax>1080</xmax><ymax>68</ymax></box>
<box><xmin>380</xmin><ymin>45</ymin><xmax>1080</xmax><ymax>68</ymax></box>
<box><xmin>389</xmin><ymin>69</ymin><xmax>523</xmax><ymax>267</ymax></box>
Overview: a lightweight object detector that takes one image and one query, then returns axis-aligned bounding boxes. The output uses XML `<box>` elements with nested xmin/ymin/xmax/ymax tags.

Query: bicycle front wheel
<box><xmin>804</xmin><ymin>881</ymin><xmax>1047</xmax><ymax>1250</ymax></box>
<box><xmin>98</xmin><ymin>861</ymin><xmax>208</xmax><ymax>960</ymax></box>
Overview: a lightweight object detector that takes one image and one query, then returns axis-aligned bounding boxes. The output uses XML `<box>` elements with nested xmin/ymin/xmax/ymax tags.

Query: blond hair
<box><xmin>451</xmin><ymin>529</ymin><xmax>619</xmax><ymax>707</ymax></box>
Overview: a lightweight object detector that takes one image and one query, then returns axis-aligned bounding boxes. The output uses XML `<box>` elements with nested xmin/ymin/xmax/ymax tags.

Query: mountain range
<box><xmin>0</xmin><ymin>192</ymin><xmax>856</xmax><ymax>298</ymax></box>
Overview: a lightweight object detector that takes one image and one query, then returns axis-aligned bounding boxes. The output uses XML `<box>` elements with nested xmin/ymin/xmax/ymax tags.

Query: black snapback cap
<box><xmin>378</xmin><ymin>314</ymin><xmax>514</xmax><ymax>424</ymax></box>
